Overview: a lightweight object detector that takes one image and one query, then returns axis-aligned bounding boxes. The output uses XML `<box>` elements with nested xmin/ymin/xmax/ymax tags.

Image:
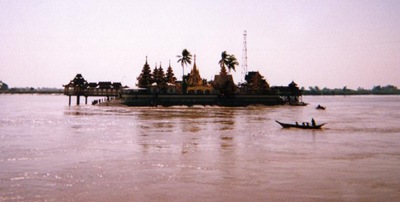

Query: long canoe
<box><xmin>275</xmin><ymin>120</ymin><xmax>325</xmax><ymax>129</ymax></box>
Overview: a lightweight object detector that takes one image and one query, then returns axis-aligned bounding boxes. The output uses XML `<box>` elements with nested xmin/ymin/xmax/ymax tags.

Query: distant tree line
<box><xmin>0</xmin><ymin>81</ymin><xmax>8</xmax><ymax>91</ymax></box>
<box><xmin>302</xmin><ymin>85</ymin><xmax>400</xmax><ymax>95</ymax></box>
<box><xmin>0</xmin><ymin>85</ymin><xmax>63</xmax><ymax>94</ymax></box>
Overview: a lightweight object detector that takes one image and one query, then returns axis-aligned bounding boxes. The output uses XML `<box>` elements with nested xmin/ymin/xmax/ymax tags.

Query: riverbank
<box><xmin>303</xmin><ymin>85</ymin><xmax>400</xmax><ymax>95</ymax></box>
<box><xmin>0</xmin><ymin>90</ymin><xmax>63</xmax><ymax>94</ymax></box>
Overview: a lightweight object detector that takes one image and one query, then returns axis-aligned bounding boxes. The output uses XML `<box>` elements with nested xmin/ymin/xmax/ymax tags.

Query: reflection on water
<box><xmin>0</xmin><ymin>95</ymin><xmax>400</xmax><ymax>201</ymax></box>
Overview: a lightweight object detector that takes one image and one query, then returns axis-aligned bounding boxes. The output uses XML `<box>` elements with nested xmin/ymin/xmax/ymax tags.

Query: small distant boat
<box><xmin>275</xmin><ymin>120</ymin><xmax>325</xmax><ymax>129</ymax></box>
<box><xmin>316</xmin><ymin>105</ymin><xmax>326</xmax><ymax>110</ymax></box>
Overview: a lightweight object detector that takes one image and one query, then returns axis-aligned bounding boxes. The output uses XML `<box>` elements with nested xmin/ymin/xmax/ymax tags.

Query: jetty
<box><xmin>63</xmin><ymin>74</ymin><xmax>123</xmax><ymax>106</ymax></box>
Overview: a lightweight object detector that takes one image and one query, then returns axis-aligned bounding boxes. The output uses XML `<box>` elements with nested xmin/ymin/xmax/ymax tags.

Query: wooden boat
<box><xmin>275</xmin><ymin>120</ymin><xmax>325</xmax><ymax>129</ymax></box>
<box><xmin>316</xmin><ymin>105</ymin><xmax>326</xmax><ymax>110</ymax></box>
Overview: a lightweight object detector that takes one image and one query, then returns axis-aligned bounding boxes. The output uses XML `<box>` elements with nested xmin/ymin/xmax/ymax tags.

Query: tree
<box><xmin>176</xmin><ymin>49</ymin><xmax>192</xmax><ymax>80</ymax></box>
<box><xmin>218</xmin><ymin>51</ymin><xmax>229</xmax><ymax>76</ymax></box>
<box><xmin>372</xmin><ymin>85</ymin><xmax>400</xmax><ymax>94</ymax></box>
<box><xmin>137</xmin><ymin>57</ymin><xmax>152</xmax><ymax>88</ymax></box>
<box><xmin>152</xmin><ymin>63</ymin><xmax>159</xmax><ymax>84</ymax></box>
<box><xmin>166</xmin><ymin>61</ymin><xmax>177</xmax><ymax>84</ymax></box>
<box><xmin>156</xmin><ymin>63</ymin><xmax>167</xmax><ymax>91</ymax></box>
<box><xmin>0</xmin><ymin>81</ymin><xmax>9</xmax><ymax>91</ymax></box>
<box><xmin>245</xmin><ymin>71</ymin><xmax>269</xmax><ymax>94</ymax></box>
<box><xmin>226</xmin><ymin>54</ymin><xmax>239</xmax><ymax>72</ymax></box>
<box><xmin>157</xmin><ymin>63</ymin><xmax>165</xmax><ymax>83</ymax></box>
<box><xmin>219</xmin><ymin>51</ymin><xmax>238</xmax><ymax>74</ymax></box>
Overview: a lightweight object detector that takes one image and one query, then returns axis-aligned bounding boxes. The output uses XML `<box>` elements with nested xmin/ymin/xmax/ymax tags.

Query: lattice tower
<box><xmin>241</xmin><ymin>30</ymin><xmax>248</xmax><ymax>80</ymax></box>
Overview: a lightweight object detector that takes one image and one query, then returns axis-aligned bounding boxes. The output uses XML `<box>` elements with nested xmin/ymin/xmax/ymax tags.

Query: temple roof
<box><xmin>64</xmin><ymin>74</ymin><xmax>88</xmax><ymax>87</ymax></box>
<box><xmin>88</xmin><ymin>82</ymin><xmax>98</xmax><ymax>88</ymax></box>
<box><xmin>289</xmin><ymin>81</ymin><xmax>298</xmax><ymax>87</ymax></box>
<box><xmin>187</xmin><ymin>55</ymin><xmax>202</xmax><ymax>86</ymax></box>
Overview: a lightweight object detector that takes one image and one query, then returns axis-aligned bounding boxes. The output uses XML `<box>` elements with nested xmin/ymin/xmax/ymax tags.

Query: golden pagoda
<box><xmin>186</xmin><ymin>55</ymin><xmax>213</xmax><ymax>94</ymax></box>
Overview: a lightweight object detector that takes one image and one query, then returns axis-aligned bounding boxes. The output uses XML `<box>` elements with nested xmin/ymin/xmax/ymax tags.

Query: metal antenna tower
<box><xmin>241</xmin><ymin>30</ymin><xmax>248</xmax><ymax>80</ymax></box>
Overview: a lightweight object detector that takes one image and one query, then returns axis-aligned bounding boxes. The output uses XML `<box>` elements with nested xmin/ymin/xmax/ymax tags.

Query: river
<box><xmin>0</xmin><ymin>94</ymin><xmax>399</xmax><ymax>201</ymax></box>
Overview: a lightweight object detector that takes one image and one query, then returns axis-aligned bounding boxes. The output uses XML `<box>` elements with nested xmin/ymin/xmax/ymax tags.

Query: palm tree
<box><xmin>226</xmin><ymin>54</ymin><xmax>238</xmax><ymax>72</ymax></box>
<box><xmin>219</xmin><ymin>51</ymin><xmax>229</xmax><ymax>68</ymax></box>
<box><xmin>218</xmin><ymin>51</ymin><xmax>229</xmax><ymax>76</ymax></box>
<box><xmin>176</xmin><ymin>49</ymin><xmax>192</xmax><ymax>80</ymax></box>
<box><xmin>219</xmin><ymin>51</ymin><xmax>238</xmax><ymax>74</ymax></box>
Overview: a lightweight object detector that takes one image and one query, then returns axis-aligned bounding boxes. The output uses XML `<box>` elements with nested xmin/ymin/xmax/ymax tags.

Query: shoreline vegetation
<box><xmin>0</xmin><ymin>85</ymin><xmax>399</xmax><ymax>95</ymax></box>
<box><xmin>302</xmin><ymin>85</ymin><xmax>400</xmax><ymax>95</ymax></box>
<box><xmin>0</xmin><ymin>87</ymin><xmax>63</xmax><ymax>94</ymax></box>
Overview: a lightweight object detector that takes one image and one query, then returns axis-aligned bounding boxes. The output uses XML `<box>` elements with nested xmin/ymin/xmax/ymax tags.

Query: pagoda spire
<box><xmin>193</xmin><ymin>54</ymin><xmax>197</xmax><ymax>70</ymax></box>
<box><xmin>188</xmin><ymin>54</ymin><xmax>202</xmax><ymax>86</ymax></box>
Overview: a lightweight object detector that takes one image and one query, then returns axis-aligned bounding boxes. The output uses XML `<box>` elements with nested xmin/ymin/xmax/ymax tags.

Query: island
<box><xmin>63</xmin><ymin>51</ymin><xmax>303</xmax><ymax>107</ymax></box>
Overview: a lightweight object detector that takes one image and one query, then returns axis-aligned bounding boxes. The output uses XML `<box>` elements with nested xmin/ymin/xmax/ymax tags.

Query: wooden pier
<box><xmin>63</xmin><ymin>74</ymin><xmax>123</xmax><ymax>106</ymax></box>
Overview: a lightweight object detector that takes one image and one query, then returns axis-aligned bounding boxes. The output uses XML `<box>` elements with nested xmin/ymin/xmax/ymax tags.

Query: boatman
<box><xmin>311</xmin><ymin>118</ymin><xmax>316</xmax><ymax>126</ymax></box>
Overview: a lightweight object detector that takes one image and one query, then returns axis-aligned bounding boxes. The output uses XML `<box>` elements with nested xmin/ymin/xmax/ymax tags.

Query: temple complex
<box><xmin>64</xmin><ymin>53</ymin><xmax>303</xmax><ymax>106</ymax></box>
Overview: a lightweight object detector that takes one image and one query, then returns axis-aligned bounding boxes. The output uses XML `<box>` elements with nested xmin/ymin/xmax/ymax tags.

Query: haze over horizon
<box><xmin>1</xmin><ymin>0</ymin><xmax>399</xmax><ymax>89</ymax></box>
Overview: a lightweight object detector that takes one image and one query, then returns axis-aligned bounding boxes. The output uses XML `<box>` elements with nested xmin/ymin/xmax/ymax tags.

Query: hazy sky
<box><xmin>1</xmin><ymin>0</ymin><xmax>399</xmax><ymax>89</ymax></box>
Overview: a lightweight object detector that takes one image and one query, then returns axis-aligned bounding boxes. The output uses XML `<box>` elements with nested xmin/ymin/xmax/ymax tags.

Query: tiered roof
<box><xmin>187</xmin><ymin>55</ymin><xmax>203</xmax><ymax>86</ymax></box>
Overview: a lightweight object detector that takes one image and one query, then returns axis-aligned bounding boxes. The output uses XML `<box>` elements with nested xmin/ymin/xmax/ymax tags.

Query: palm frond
<box><xmin>226</xmin><ymin>54</ymin><xmax>238</xmax><ymax>72</ymax></box>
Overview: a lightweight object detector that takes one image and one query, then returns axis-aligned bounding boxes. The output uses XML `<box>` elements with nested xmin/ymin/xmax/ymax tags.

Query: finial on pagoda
<box><xmin>193</xmin><ymin>54</ymin><xmax>197</xmax><ymax>70</ymax></box>
<box><xmin>145</xmin><ymin>55</ymin><xmax>148</xmax><ymax>64</ymax></box>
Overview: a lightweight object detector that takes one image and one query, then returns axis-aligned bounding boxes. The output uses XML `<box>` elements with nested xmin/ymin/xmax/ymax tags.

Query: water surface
<box><xmin>1</xmin><ymin>95</ymin><xmax>399</xmax><ymax>201</ymax></box>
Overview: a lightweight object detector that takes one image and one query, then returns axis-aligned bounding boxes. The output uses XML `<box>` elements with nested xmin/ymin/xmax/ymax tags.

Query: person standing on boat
<box><xmin>311</xmin><ymin>118</ymin><xmax>316</xmax><ymax>126</ymax></box>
